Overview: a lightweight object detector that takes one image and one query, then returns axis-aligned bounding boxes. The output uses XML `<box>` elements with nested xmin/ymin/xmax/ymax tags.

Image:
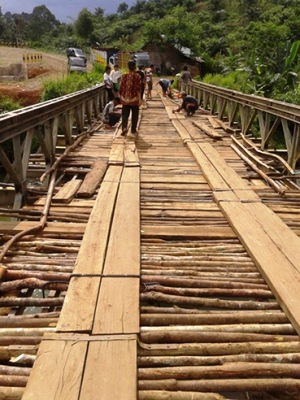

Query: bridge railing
<box><xmin>183</xmin><ymin>80</ymin><xmax>300</xmax><ymax>170</ymax></box>
<box><xmin>0</xmin><ymin>84</ymin><xmax>106</xmax><ymax>209</ymax></box>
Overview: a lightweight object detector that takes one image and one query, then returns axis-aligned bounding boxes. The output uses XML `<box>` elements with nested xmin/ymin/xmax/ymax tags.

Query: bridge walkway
<box><xmin>0</xmin><ymin>90</ymin><xmax>300</xmax><ymax>399</ymax></box>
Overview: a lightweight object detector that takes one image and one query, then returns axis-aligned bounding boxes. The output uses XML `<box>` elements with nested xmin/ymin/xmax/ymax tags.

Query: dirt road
<box><xmin>0</xmin><ymin>46</ymin><xmax>70</xmax><ymax>105</ymax></box>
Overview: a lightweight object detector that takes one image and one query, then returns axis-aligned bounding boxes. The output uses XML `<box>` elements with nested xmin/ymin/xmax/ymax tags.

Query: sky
<box><xmin>1</xmin><ymin>0</ymin><xmax>135</xmax><ymax>23</ymax></box>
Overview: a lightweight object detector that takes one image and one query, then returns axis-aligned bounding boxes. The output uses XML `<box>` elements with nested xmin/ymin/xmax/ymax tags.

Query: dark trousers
<box><xmin>122</xmin><ymin>105</ymin><xmax>139</xmax><ymax>133</ymax></box>
<box><xmin>109</xmin><ymin>113</ymin><xmax>121</xmax><ymax>126</ymax></box>
<box><xmin>105</xmin><ymin>87</ymin><xmax>114</xmax><ymax>101</ymax></box>
<box><xmin>141</xmin><ymin>84</ymin><xmax>145</xmax><ymax>100</ymax></box>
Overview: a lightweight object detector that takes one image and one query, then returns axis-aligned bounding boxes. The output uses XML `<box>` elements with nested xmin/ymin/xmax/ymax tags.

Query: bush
<box><xmin>40</xmin><ymin>63</ymin><xmax>106</xmax><ymax>101</ymax></box>
<box><xmin>202</xmin><ymin>71</ymin><xmax>252</xmax><ymax>93</ymax></box>
<box><xmin>0</xmin><ymin>94</ymin><xmax>22</xmax><ymax>113</ymax></box>
<box><xmin>273</xmin><ymin>85</ymin><xmax>300</xmax><ymax>105</ymax></box>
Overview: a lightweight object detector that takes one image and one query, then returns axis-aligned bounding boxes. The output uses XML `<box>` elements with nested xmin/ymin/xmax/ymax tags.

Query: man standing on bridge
<box><xmin>172</xmin><ymin>91</ymin><xmax>199</xmax><ymax>116</ymax></box>
<box><xmin>119</xmin><ymin>60</ymin><xmax>142</xmax><ymax>136</ymax></box>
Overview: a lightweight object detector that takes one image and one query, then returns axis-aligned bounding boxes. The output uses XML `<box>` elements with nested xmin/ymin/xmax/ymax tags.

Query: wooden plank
<box><xmin>141</xmin><ymin>225</ymin><xmax>236</xmax><ymax>238</ymax></box>
<box><xmin>93</xmin><ymin>278</ymin><xmax>139</xmax><ymax>334</ymax></box>
<box><xmin>141</xmin><ymin>209</ymin><xmax>223</xmax><ymax>218</ymax></box>
<box><xmin>207</xmin><ymin>115</ymin><xmax>224</xmax><ymax>129</ymax></box>
<box><xmin>109</xmin><ymin>142</ymin><xmax>124</xmax><ymax>165</ymax></box>
<box><xmin>73</xmin><ymin>165</ymin><xmax>122</xmax><ymax>275</ymax></box>
<box><xmin>193</xmin><ymin>121</ymin><xmax>223</xmax><ymax>139</ymax></box>
<box><xmin>80</xmin><ymin>339</ymin><xmax>137</xmax><ymax>400</ymax></box>
<box><xmin>141</xmin><ymin>202</ymin><xmax>219</xmax><ymax>211</ymax></box>
<box><xmin>185</xmin><ymin>142</ymin><xmax>229</xmax><ymax>190</ymax></box>
<box><xmin>140</xmin><ymin>174</ymin><xmax>203</xmax><ymax>184</ymax></box>
<box><xmin>213</xmin><ymin>190</ymin><xmax>239</xmax><ymax>204</ymax></box>
<box><xmin>52</xmin><ymin>179</ymin><xmax>82</xmax><ymax>203</ymax></box>
<box><xmin>0</xmin><ymin>221</ymin><xmax>87</xmax><ymax>234</ymax></box>
<box><xmin>234</xmin><ymin>189</ymin><xmax>262</xmax><ymax>202</ymax></box>
<box><xmin>200</xmin><ymin>143</ymin><xmax>259</xmax><ymax>195</ymax></box>
<box><xmin>247</xmin><ymin>202</ymin><xmax>300</xmax><ymax>273</ymax></box>
<box><xmin>104</xmin><ymin>167</ymin><xmax>140</xmax><ymax>275</ymax></box>
<box><xmin>220</xmin><ymin>201</ymin><xmax>300</xmax><ymax>336</ymax></box>
<box><xmin>172</xmin><ymin>120</ymin><xmax>191</xmax><ymax>142</ymax></box>
<box><xmin>22</xmin><ymin>338</ymin><xmax>87</xmax><ymax>400</ymax></box>
<box><xmin>214</xmin><ymin>189</ymin><xmax>261</xmax><ymax>204</ymax></box>
<box><xmin>141</xmin><ymin>183</ymin><xmax>209</xmax><ymax>190</ymax></box>
<box><xmin>124</xmin><ymin>141</ymin><xmax>140</xmax><ymax>165</ymax></box>
<box><xmin>33</xmin><ymin>198</ymin><xmax>95</xmax><ymax>207</ymax></box>
<box><xmin>56</xmin><ymin>277</ymin><xmax>100</xmax><ymax>332</ymax></box>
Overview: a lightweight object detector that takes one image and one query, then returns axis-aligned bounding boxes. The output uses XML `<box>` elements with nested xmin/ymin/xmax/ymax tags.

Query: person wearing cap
<box><xmin>156</xmin><ymin>78</ymin><xmax>174</xmax><ymax>97</ymax></box>
<box><xmin>119</xmin><ymin>60</ymin><xmax>142</xmax><ymax>136</ymax></box>
<box><xmin>172</xmin><ymin>92</ymin><xmax>199</xmax><ymax>116</ymax></box>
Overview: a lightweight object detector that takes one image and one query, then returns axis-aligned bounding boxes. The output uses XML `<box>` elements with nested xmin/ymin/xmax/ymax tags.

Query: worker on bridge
<box><xmin>102</xmin><ymin>96</ymin><xmax>121</xmax><ymax>129</ymax></box>
<box><xmin>172</xmin><ymin>91</ymin><xmax>199</xmax><ymax>116</ymax></box>
<box><xmin>156</xmin><ymin>78</ymin><xmax>174</xmax><ymax>97</ymax></box>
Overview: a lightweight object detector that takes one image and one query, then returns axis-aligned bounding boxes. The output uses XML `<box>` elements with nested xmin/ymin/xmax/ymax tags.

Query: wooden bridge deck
<box><xmin>1</xmin><ymin>91</ymin><xmax>300</xmax><ymax>399</ymax></box>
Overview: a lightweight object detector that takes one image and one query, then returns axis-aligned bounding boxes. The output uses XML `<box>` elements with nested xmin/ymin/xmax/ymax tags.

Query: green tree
<box><xmin>74</xmin><ymin>8</ymin><xmax>94</xmax><ymax>41</ymax></box>
<box><xmin>26</xmin><ymin>5</ymin><xmax>59</xmax><ymax>42</ymax></box>
<box><xmin>117</xmin><ymin>3</ymin><xmax>129</xmax><ymax>14</ymax></box>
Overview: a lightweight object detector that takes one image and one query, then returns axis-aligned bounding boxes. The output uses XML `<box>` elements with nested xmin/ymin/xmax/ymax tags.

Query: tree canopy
<box><xmin>1</xmin><ymin>0</ymin><xmax>300</xmax><ymax>102</ymax></box>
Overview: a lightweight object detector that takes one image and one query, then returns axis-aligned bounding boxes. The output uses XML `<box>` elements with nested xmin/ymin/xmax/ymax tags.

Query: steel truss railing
<box><xmin>0</xmin><ymin>84</ymin><xmax>106</xmax><ymax>209</ymax></box>
<box><xmin>183</xmin><ymin>80</ymin><xmax>300</xmax><ymax>170</ymax></box>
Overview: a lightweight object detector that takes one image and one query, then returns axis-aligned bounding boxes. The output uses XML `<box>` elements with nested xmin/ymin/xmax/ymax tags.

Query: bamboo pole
<box><xmin>0</xmin><ymin>315</ymin><xmax>58</xmax><ymax>328</ymax></box>
<box><xmin>139</xmin><ymin>330</ymin><xmax>297</xmax><ymax>345</ymax></box>
<box><xmin>0</xmin><ymin>328</ymin><xmax>55</xmax><ymax>336</ymax></box>
<box><xmin>140</xmin><ymin>323</ymin><xmax>294</xmax><ymax>335</ymax></box>
<box><xmin>0</xmin><ymin>169</ymin><xmax>58</xmax><ymax>264</ymax></box>
<box><xmin>139</xmin><ymin>391</ymin><xmax>226</xmax><ymax>400</ymax></box>
<box><xmin>39</xmin><ymin>131</ymin><xmax>89</xmax><ymax>182</ymax></box>
<box><xmin>140</xmin><ymin>292</ymin><xmax>280</xmax><ymax>310</ymax></box>
<box><xmin>138</xmin><ymin>353</ymin><xmax>300</xmax><ymax>367</ymax></box>
<box><xmin>231</xmin><ymin>144</ymin><xmax>286</xmax><ymax>195</ymax></box>
<box><xmin>0</xmin><ymin>365</ymin><xmax>31</xmax><ymax>376</ymax></box>
<box><xmin>0</xmin><ymin>386</ymin><xmax>24</xmax><ymax>399</ymax></box>
<box><xmin>0</xmin><ymin>278</ymin><xmax>68</xmax><ymax>292</ymax></box>
<box><xmin>0</xmin><ymin>298</ymin><xmax>64</xmax><ymax>307</ymax></box>
<box><xmin>137</xmin><ymin>341</ymin><xmax>300</xmax><ymax>357</ymax></box>
<box><xmin>141</xmin><ymin>284</ymin><xmax>273</xmax><ymax>299</ymax></box>
<box><xmin>0</xmin><ymin>375</ymin><xmax>28</xmax><ymax>387</ymax></box>
<box><xmin>4</xmin><ymin>270</ymin><xmax>70</xmax><ymax>282</ymax></box>
<box><xmin>141</xmin><ymin>276</ymin><xmax>268</xmax><ymax>290</ymax></box>
<box><xmin>0</xmin><ymin>336</ymin><xmax>42</xmax><ymax>346</ymax></box>
<box><xmin>138</xmin><ymin>362</ymin><xmax>300</xmax><ymax>380</ymax></box>
<box><xmin>10</xmin><ymin>354</ymin><xmax>36</xmax><ymax>366</ymax></box>
<box><xmin>138</xmin><ymin>378</ymin><xmax>300</xmax><ymax>393</ymax></box>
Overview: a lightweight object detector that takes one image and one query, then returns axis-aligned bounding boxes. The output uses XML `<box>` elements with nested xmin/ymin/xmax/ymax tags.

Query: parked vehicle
<box><xmin>66</xmin><ymin>48</ymin><xmax>87</xmax><ymax>65</ymax></box>
<box><xmin>68</xmin><ymin>57</ymin><xmax>86</xmax><ymax>73</ymax></box>
<box><xmin>132</xmin><ymin>52</ymin><xmax>151</xmax><ymax>68</ymax></box>
<box><xmin>90</xmin><ymin>47</ymin><xmax>150</xmax><ymax>69</ymax></box>
<box><xmin>90</xmin><ymin>48</ymin><xmax>117</xmax><ymax>67</ymax></box>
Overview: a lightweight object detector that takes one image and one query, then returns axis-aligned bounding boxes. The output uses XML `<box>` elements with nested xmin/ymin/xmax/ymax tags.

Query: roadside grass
<box><xmin>40</xmin><ymin>63</ymin><xmax>105</xmax><ymax>101</ymax></box>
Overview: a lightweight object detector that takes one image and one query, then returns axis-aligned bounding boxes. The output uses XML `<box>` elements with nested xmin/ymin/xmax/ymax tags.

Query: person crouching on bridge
<box><xmin>156</xmin><ymin>79</ymin><xmax>174</xmax><ymax>97</ymax></box>
<box><xmin>102</xmin><ymin>97</ymin><xmax>121</xmax><ymax>129</ymax></box>
<box><xmin>172</xmin><ymin>91</ymin><xmax>199</xmax><ymax>116</ymax></box>
<box><xmin>119</xmin><ymin>60</ymin><xmax>142</xmax><ymax>136</ymax></box>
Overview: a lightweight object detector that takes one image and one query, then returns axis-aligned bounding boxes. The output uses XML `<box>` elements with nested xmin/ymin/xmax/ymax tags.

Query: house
<box><xmin>142</xmin><ymin>39</ymin><xmax>204</xmax><ymax>77</ymax></box>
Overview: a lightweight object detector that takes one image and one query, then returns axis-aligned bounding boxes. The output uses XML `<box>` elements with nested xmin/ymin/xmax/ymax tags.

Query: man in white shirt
<box><xmin>102</xmin><ymin>97</ymin><xmax>121</xmax><ymax>129</ymax></box>
<box><xmin>110</xmin><ymin>64</ymin><xmax>122</xmax><ymax>96</ymax></box>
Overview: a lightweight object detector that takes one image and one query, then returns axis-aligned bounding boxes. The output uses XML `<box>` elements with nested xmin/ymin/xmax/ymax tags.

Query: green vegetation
<box><xmin>40</xmin><ymin>63</ymin><xmax>105</xmax><ymax>101</ymax></box>
<box><xmin>1</xmin><ymin>0</ymin><xmax>300</xmax><ymax>103</ymax></box>
<box><xmin>0</xmin><ymin>94</ymin><xmax>22</xmax><ymax>113</ymax></box>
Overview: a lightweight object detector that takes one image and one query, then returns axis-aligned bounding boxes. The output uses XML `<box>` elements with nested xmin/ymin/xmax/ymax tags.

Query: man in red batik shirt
<box><xmin>119</xmin><ymin>60</ymin><xmax>141</xmax><ymax>136</ymax></box>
